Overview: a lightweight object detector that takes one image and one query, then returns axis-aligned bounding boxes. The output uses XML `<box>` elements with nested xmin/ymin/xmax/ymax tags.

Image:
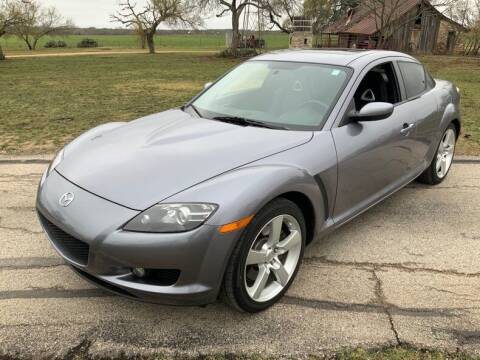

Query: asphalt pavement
<box><xmin>0</xmin><ymin>156</ymin><xmax>479</xmax><ymax>359</ymax></box>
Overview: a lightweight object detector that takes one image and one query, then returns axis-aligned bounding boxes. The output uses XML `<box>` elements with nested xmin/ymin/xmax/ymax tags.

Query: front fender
<box><xmin>165</xmin><ymin>164</ymin><xmax>326</xmax><ymax>231</ymax></box>
<box><xmin>164</xmin><ymin>164</ymin><xmax>326</xmax><ymax>300</ymax></box>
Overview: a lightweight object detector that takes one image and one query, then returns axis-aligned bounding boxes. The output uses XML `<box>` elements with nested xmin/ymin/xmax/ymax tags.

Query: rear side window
<box><xmin>398</xmin><ymin>62</ymin><xmax>426</xmax><ymax>99</ymax></box>
<box><xmin>426</xmin><ymin>70</ymin><xmax>436</xmax><ymax>90</ymax></box>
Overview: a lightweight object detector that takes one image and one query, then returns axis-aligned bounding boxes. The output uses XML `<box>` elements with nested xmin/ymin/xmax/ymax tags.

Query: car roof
<box><xmin>252</xmin><ymin>49</ymin><xmax>417</xmax><ymax>68</ymax></box>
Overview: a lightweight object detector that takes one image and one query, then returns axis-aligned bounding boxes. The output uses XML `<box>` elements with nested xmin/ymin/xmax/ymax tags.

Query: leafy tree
<box><xmin>112</xmin><ymin>0</ymin><xmax>202</xmax><ymax>54</ymax></box>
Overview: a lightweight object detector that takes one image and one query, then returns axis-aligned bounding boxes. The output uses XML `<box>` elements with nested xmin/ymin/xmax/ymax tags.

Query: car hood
<box><xmin>57</xmin><ymin>109</ymin><xmax>312</xmax><ymax>210</ymax></box>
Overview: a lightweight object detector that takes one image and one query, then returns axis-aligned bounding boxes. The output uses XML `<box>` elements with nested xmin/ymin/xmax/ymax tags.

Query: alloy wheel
<box><xmin>244</xmin><ymin>214</ymin><xmax>302</xmax><ymax>303</ymax></box>
<box><xmin>436</xmin><ymin>128</ymin><xmax>456</xmax><ymax>179</ymax></box>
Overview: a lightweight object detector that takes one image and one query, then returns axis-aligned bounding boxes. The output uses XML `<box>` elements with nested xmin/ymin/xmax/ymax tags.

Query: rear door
<box><xmin>331</xmin><ymin>59</ymin><xmax>419</xmax><ymax>225</ymax></box>
<box><xmin>397</xmin><ymin>61</ymin><xmax>440</xmax><ymax>169</ymax></box>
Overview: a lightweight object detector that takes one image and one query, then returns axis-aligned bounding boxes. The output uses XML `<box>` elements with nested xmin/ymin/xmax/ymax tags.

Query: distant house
<box><xmin>322</xmin><ymin>0</ymin><xmax>467</xmax><ymax>54</ymax></box>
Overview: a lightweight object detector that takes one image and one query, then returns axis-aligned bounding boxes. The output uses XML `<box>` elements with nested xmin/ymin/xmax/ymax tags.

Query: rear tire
<box><xmin>417</xmin><ymin>123</ymin><xmax>457</xmax><ymax>185</ymax></box>
<box><xmin>223</xmin><ymin>198</ymin><xmax>306</xmax><ymax>313</ymax></box>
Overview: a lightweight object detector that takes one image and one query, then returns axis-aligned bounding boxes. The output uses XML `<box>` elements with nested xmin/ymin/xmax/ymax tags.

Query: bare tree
<box><xmin>264</xmin><ymin>0</ymin><xmax>303</xmax><ymax>34</ymax></box>
<box><xmin>0</xmin><ymin>0</ymin><xmax>21</xmax><ymax>59</ymax></box>
<box><xmin>363</xmin><ymin>0</ymin><xmax>474</xmax><ymax>51</ymax></box>
<box><xmin>304</xmin><ymin>0</ymin><xmax>331</xmax><ymax>32</ymax></box>
<box><xmin>133</xmin><ymin>20</ymin><xmax>147</xmax><ymax>49</ymax></box>
<box><xmin>363</xmin><ymin>0</ymin><xmax>404</xmax><ymax>48</ymax></box>
<box><xmin>112</xmin><ymin>0</ymin><xmax>202</xmax><ymax>54</ymax></box>
<box><xmin>330</xmin><ymin>0</ymin><xmax>360</xmax><ymax>22</ymax></box>
<box><xmin>263</xmin><ymin>0</ymin><xmax>361</xmax><ymax>35</ymax></box>
<box><xmin>457</xmin><ymin>0</ymin><xmax>480</xmax><ymax>55</ymax></box>
<box><xmin>13</xmin><ymin>0</ymin><xmax>63</xmax><ymax>50</ymax></box>
<box><xmin>439</xmin><ymin>0</ymin><xmax>480</xmax><ymax>26</ymax></box>
<box><xmin>200</xmin><ymin>0</ymin><xmax>273</xmax><ymax>54</ymax></box>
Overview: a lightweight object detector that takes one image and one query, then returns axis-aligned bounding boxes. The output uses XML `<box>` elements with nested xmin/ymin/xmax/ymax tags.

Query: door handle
<box><xmin>400</xmin><ymin>123</ymin><xmax>415</xmax><ymax>135</ymax></box>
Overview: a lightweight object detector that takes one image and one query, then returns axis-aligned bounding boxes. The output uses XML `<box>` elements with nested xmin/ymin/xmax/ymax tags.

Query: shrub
<box><xmin>44</xmin><ymin>40</ymin><xmax>68</xmax><ymax>49</ymax></box>
<box><xmin>44</xmin><ymin>41</ymin><xmax>58</xmax><ymax>48</ymax></box>
<box><xmin>218</xmin><ymin>48</ymin><xmax>258</xmax><ymax>58</ymax></box>
<box><xmin>77</xmin><ymin>38</ymin><xmax>98</xmax><ymax>48</ymax></box>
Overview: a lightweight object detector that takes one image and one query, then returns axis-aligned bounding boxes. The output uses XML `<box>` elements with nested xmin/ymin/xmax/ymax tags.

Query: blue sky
<box><xmin>42</xmin><ymin>0</ymin><xmax>231</xmax><ymax>29</ymax></box>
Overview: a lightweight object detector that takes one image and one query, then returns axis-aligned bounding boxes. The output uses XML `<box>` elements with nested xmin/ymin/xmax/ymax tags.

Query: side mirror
<box><xmin>350</xmin><ymin>102</ymin><xmax>394</xmax><ymax>122</ymax></box>
<box><xmin>204</xmin><ymin>82</ymin><xmax>213</xmax><ymax>90</ymax></box>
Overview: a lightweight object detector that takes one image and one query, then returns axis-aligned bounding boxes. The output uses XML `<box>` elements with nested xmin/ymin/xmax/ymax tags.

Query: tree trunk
<box><xmin>0</xmin><ymin>32</ymin><xmax>5</xmax><ymax>60</ymax></box>
<box><xmin>146</xmin><ymin>32</ymin><xmax>155</xmax><ymax>54</ymax></box>
<box><xmin>24</xmin><ymin>36</ymin><xmax>33</xmax><ymax>51</ymax></box>
<box><xmin>32</xmin><ymin>38</ymin><xmax>39</xmax><ymax>51</ymax></box>
<box><xmin>377</xmin><ymin>32</ymin><xmax>387</xmax><ymax>49</ymax></box>
<box><xmin>140</xmin><ymin>34</ymin><xmax>146</xmax><ymax>49</ymax></box>
<box><xmin>231</xmin><ymin>11</ymin><xmax>240</xmax><ymax>56</ymax></box>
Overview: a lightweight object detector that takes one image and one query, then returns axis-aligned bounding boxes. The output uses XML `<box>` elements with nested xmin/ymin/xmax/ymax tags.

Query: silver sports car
<box><xmin>37</xmin><ymin>49</ymin><xmax>460</xmax><ymax>312</ymax></box>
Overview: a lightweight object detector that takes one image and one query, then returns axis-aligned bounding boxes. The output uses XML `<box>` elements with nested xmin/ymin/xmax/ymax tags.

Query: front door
<box><xmin>397</xmin><ymin>61</ymin><xmax>441</xmax><ymax>170</ymax></box>
<box><xmin>331</xmin><ymin>61</ymin><xmax>418</xmax><ymax>224</ymax></box>
<box><xmin>447</xmin><ymin>31</ymin><xmax>456</xmax><ymax>54</ymax></box>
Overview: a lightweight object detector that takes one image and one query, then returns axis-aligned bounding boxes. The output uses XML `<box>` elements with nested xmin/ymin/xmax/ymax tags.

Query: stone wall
<box><xmin>289</xmin><ymin>32</ymin><xmax>314</xmax><ymax>48</ymax></box>
<box><xmin>435</xmin><ymin>20</ymin><xmax>464</xmax><ymax>54</ymax></box>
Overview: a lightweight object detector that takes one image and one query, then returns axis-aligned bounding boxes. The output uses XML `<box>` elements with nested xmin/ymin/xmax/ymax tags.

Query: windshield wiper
<box><xmin>212</xmin><ymin>116</ymin><xmax>288</xmax><ymax>130</ymax></box>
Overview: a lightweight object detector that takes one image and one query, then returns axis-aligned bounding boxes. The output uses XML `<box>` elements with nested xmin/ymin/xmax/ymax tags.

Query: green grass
<box><xmin>1</xmin><ymin>33</ymin><xmax>289</xmax><ymax>52</ymax></box>
<box><xmin>418</xmin><ymin>55</ymin><xmax>480</xmax><ymax>155</ymax></box>
<box><xmin>0</xmin><ymin>53</ymin><xmax>241</xmax><ymax>154</ymax></box>
<box><xmin>0</xmin><ymin>52</ymin><xmax>479</xmax><ymax>155</ymax></box>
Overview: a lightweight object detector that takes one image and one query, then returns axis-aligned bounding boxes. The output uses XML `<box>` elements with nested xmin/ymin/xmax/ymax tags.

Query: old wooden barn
<box><xmin>320</xmin><ymin>0</ymin><xmax>466</xmax><ymax>54</ymax></box>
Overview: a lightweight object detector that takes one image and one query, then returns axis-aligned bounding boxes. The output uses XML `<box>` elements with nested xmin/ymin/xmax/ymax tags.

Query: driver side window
<box><xmin>354</xmin><ymin>62</ymin><xmax>401</xmax><ymax>111</ymax></box>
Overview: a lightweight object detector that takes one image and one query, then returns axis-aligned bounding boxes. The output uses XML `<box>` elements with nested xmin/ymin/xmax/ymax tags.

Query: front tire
<box><xmin>223</xmin><ymin>198</ymin><xmax>306</xmax><ymax>313</ymax></box>
<box><xmin>417</xmin><ymin>123</ymin><xmax>457</xmax><ymax>185</ymax></box>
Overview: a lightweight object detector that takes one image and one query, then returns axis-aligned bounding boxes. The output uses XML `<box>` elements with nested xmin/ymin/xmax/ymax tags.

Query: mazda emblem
<box><xmin>59</xmin><ymin>192</ymin><xmax>75</xmax><ymax>207</ymax></box>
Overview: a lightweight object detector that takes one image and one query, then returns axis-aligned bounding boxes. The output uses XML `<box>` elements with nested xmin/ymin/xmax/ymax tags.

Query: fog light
<box><xmin>132</xmin><ymin>267</ymin><xmax>146</xmax><ymax>278</ymax></box>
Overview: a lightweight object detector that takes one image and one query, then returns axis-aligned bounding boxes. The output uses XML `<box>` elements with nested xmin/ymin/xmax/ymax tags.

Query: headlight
<box><xmin>47</xmin><ymin>148</ymin><xmax>65</xmax><ymax>176</ymax></box>
<box><xmin>124</xmin><ymin>203</ymin><xmax>218</xmax><ymax>233</ymax></box>
<box><xmin>41</xmin><ymin>148</ymin><xmax>65</xmax><ymax>186</ymax></box>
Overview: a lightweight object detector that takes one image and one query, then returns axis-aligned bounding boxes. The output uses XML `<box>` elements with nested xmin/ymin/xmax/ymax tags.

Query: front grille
<box><xmin>38</xmin><ymin>212</ymin><xmax>90</xmax><ymax>266</ymax></box>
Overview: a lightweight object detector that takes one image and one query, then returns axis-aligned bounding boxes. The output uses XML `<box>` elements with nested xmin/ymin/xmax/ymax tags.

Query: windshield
<box><xmin>192</xmin><ymin>60</ymin><xmax>351</xmax><ymax>129</ymax></box>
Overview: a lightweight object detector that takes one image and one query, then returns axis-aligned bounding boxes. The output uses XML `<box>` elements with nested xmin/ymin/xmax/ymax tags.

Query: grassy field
<box><xmin>0</xmin><ymin>53</ymin><xmax>240</xmax><ymax>153</ymax></box>
<box><xmin>1</xmin><ymin>33</ymin><xmax>290</xmax><ymax>53</ymax></box>
<box><xmin>0</xmin><ymin>52</ymin><xmax>479</xmax><ymax>155</ymax></box>
<box><xmin>418</xmin><ymin>55</ymin><xmax>480</xmax><ymax>155</ymax></box>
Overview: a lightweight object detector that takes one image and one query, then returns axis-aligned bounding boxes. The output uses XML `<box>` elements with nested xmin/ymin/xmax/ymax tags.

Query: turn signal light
<box><xmin>219</xmin><ymin>215</ymin><xmax>254</xmax><ymax>234</ymax></box>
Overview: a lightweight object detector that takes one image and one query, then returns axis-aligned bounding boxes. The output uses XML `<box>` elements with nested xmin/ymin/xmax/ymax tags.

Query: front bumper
<box><xmin>36</xmin><ymin>170</ymin><xmax>240</xmax><ymax>305</ymax></box>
